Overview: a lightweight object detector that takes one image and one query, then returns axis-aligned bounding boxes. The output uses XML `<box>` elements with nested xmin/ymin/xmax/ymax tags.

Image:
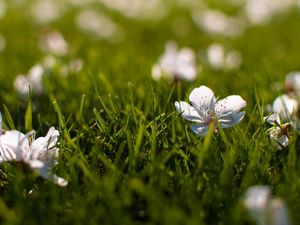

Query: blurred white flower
<box><xmin>14</xmin><ymin>64</ymin><xmax>45</xmax><ymax>97</ymax></box>
<box><xmin>14</xmin><ymin>75</ymin><xmax>31</xmax><ymax>97</ymax></box>
<box><xmin>175</xmin><ymin>85</ymin><xmax>246</xmax><ymax>136</ymax></box>
<box><xmin>244</xmin><ymin>0</ymin><xmax>295</xmax><ymax>25</ymax></box>
<box><xmin>243</xmin><ymin>185</ymin><xmax>290</xmax><ymax>225</ymax></box>
<box><xmin>244</xmin><ymin>185</ymin><xmax>271</xmax><ymax>225</ymax></box>
<box><xmin>0</xmin><ymin>0</ymin><xmax>6</xmax><ymax>19</ymax></box>
<box><xmin>31</xmin><ymin>0</ymin><xmax>64</xmax><ymax>24</ymax></box>
<box><xmin>99</xmin><ymin>0</ymin><xmax>167</xmax><ymax>20</ymax></box>
<box><xmin>67</xmin><ymin>0</ymin><xmax>94</xmax><ymax>6</ymax></box>
<box><xmin>265</xmin><ymin>113</ymin><xmax>291</xmax><ymax>150</ymax></box>
<box><xmin>60</xmin><ymin>58</ymin><xmax>83</xmax><ymax>77</ymax></box>
<box><xmin>272</xmin><ymin>94</ymin><xmax>298</xmax><ymax>120</ymax></box>
<box><xmin>152</xmin><ymin>41</ymin><xmax>197</xmax><ymax>81</ymax></box>
<box><xmin>192</xmin><ymin>9</ymin><xmax>244</xmax><ymax>37</ymax></box>
<box><xmin>285</xmin><ymin>71</ymin><xmax>300</xmax><ymax>97</ymax></box>
<box><xmin>206</xmin><ymin>43</ymin><xmax>242</xmax><ymax>70</ymax></box>
<box><xmin>267</xmin><ymin>198</ymin><xmax>291</xmax><ymax>225</ymax></box>
<box><xmin>0</xmin><ymin>115</ymin><xmax>68</xmax><ymax>187</ymax></box>
<box><xmin>75</xmin><ymin>9</ymin><xmax>122</xmax><ymax>41</ymax></box>
<box><xmin>39</xmin><ymin>31</ymin><xmax>69</xmax><ymax>56</ymax></box>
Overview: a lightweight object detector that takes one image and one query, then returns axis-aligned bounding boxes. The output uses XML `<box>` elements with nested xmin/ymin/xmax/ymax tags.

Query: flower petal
<box><xmin>174</xmin><ymin>101</ymin><xmax>202</xmax><ymax>123</ymax></box>
<box><xmin>215</xmin><ymin>95</ymin><xmax>246</xmax><ymax>118</ymax></box>
<box><xmin>28</xmin><ymin>127</ymin><xmax>59</xmax><ymax>161</ymax></box>
<box><xmin>27</xmin><ymin>159</ymin><xmax>45</xmax><ymax>169</ymax></box>
<box><xmin>278</xmin><ymin>135</ymin><xmax>288</xmax><ymax>148</ymax></box>
<box><xmin>52</xmin><ymin>175</ymin><xmax>68</xmax><ymax>187</ymax></box>
<box><xmin>191</xmin><ymin>125</ymin><xmax>209</xmax><ymax>136</ymax></box>
<box><xmin>264</xmin><ymin>113</ymin><xmax>281</xmax><ymax>125</ymax></box>
<box><xmin>189</xmin><ymin>85</ymin><xmax>216</xmax><ymax>113</ymax></box>
<box><xmin>273</xmin><ymin>95</ymin><xmax>298</xmax><ymax>119</ymax></box>
<box><xmin>218</xmin><ymin>111</ymin><xmax>245</xmax><ymax>128</ymax></box>
<box><xmin>0</xmin><ymin>130</ymin><xmax>29</xmax><ymax>162</ymax></box>
<box><xmin>34</xmin><ymin>164</ymin><xmax>68</xmax><ymax>187</ymax></box>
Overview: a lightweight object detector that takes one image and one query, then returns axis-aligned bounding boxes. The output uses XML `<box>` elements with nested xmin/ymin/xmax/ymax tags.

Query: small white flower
<box><xmin>60</xmin><ymin>58</ymin><xmax>83</xmax><ymax>77</ymax></box>
<box><xmin>243</xmin><ymin>185</ymin><xmax>291</xmax><ymax>225</ymax></box>
<box><xmin>24</xmin><ymin>127</ymin><xmax>68</xmax><ymax>187</ymax></box>
<box><xmin>13</xmin><ymin>74</ymin><xmax>31</xmax><ymax>97</ymax></box>
<box><xmin>100</xmin><ymin>0</ymin><xmax>166</xmax><ymax>20</ymax></box>
<box><xmin>13</xmin><ymin>64</ymin><xmax>45</xmax><ymax>97</ymax></box>
<box><xmin>206</xmin><ymin>43</ymin><xmax>242</xmax><ymax>71</ymax></box>
<box><xmin>272</xmin><ymin>94</ymin><xmax>298</xmax><ymax>120</ymax></box>
<box><xmin>174</xmin><ymin>85</ymin><xmax>246</xmax><ymax>136</ymax></box>
<box><xmin>31</xmin><ymin>0</ymin><xmax>64</xmax><ymax>24</ymax></box>
<box><xmin>244</xmin><ymin>0</ymin><xmax>294</xmax><ymax>26</ymax></box>
<box><xmin>152</xmin><ymin>41</ymin><xmax>197</xmax><ymax>82</ymax></box>
<box><xmin>75</xmin><ymin>9</ymin><xmax>122</xmax><ymax>41</ymax></box>
<box><xmin>0</xmin><ymin>130</ymin><xmax>29</xmax><ymax>163</ymax></box>
<box><xmin>0</xmin><ymin>114</ymin><xmax>67</xmax><ymax>187</ymax></box>
<box><xmin>192</xmin><ymin>9</ymin><xmax>244</xmax><ymax>37</ymax></box>
<box><xmin>285</xmin><ymin>71</ymin><xmax>300</xmax><ymax>97</ymax></box>
<box><xmin>265</xmin><ymin>113</ymin><xmax>291</xmax><ymax>150</ymax></box>
<box><xmin>0</xmin><ymin>0</ymin><xmax>7</xmax><ymax>19</ymax></box>
<box><xmin>39</xmin><ymin>31</ymin><xmax>69</xmax><ymax>56</ymax></box>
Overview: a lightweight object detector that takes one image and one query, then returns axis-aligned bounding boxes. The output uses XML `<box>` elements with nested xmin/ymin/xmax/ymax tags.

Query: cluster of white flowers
<box><xmin>0</xmin><ymin>113</ymin><xmax>67</xmax><ymax>187</ymax></box>
<box><xmin>189</xmin><ymin>0</ymin><xmax>299</xmax><ymax>38</ymax></box>
<box><xmin>265</xmin><ymin>72</ymin><xmax>300</xmax><ymax>149</ymax></box>
<box><xmin>152</xmin><ymin>41</ymin><xmax>197</xmax><ymax>82</ymax></box>
<box><xmin>243</xmin><ymin>185</ymin><xmax>291</xmax><ymax>225</ymax></box>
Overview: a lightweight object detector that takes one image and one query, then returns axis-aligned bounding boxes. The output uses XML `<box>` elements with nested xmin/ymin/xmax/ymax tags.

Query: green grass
<box><xmin>0</xmin><ymin>1</ymin><xmax>300</xmax><ymax>224</ymax></box>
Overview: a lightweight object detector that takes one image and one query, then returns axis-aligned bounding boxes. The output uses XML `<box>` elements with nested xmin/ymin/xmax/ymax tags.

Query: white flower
<box><xmin>0</xmin><ymin>0</ymin><xmax>7</xmax><ymax>19</ymax></box>
<box><xmin>285</xmin><ymin>71</ymin><xmax>300</xmax><ymax>97</ymax></box>
<box><xmin>0</xmin><ymin>115</ymin><xmax>67</xmax><ymax>187</ymax></box>
<box><xmin>265</xmin><ymin>113</ymin><xmax>291</xmax><ymax>150</ymax></box>
<box><xmin>24</xmin><ymin>127</ymin><xmax>68</xmax><ymax>187</ymax></box>
<box><xmin>39</xmin><ymin>31</ymin><xmax>69</xmax><ymax>56</ymax></box>
<box><xmin>13</xmin><ymin>64</ymin><xmax>45</xmax><ymax>97</ymax></box>
<box><xmin>192</xmin><ymin>9</ymin><xmax>244</xmax><ymax>37</ymax></box>
<box><xmin>244</xmin><ymin>185</ymin><xmax>271</xmax><ymax>225</ymax></box>
<box><xmin>31</xmin><ymin>0</ymin><xmax>64</xmax><ymax>25</ymax></box>
<box><xmin>152</xmin><ymin>41</ymin><xmax>197</xmax><ymax>81</ymax></box>
<box><xmin>243</xmin><ymin>185</ymin><xmax>291</xmax><ymax>225</ymax></box>
<box><xmin>272</xmin><ymin>94</ymin><xmax>298</xmax><ymax>120</ymax></box>
<box><xmin>100</xmin><ymin>0</ymin><xmax>166</xmax><ymax>20</ymax></box>
<box><xmin>174</xmin><ymin>85</ymin><xmax>246</xmax><ymax>136</ymax></box>
<box><xmin>244</xmin><ymin>0</ymin><xmax>294</xmax><ymax>26</ymax></box>
<box><xmin>0</xmin><ymin>130</ymin><xmax>29</xmax><ymax>163</ymax></box>
<box><xmin>75</xmin><ymin>9</ymin><xmax>122</xmax><ymax>41</ymax></box>
<box><xmin>206</xmin><ymin>43</ymin><xmax>242</xmax><ymax>70</ymax></box>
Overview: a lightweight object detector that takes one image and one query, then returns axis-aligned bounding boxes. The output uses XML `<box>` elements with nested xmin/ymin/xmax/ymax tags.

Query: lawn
<box><xmin>0</xmin><ymin>0</ymin><xmax>300</xmax><ymax>224</ymax></box>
